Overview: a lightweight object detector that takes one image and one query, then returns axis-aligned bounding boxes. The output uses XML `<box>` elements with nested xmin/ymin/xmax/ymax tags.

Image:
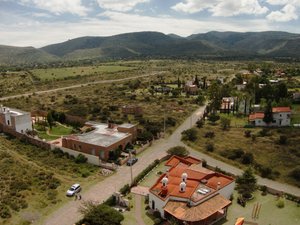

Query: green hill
<box><xmin>1</xmin><ymin>31</ymin><xmax>300</xmax><ymax>65</ymax></box>
<box><xmin>0</xmin><ymin>45</ymin><xmax>58</xmax><ymax>65</ymax></box>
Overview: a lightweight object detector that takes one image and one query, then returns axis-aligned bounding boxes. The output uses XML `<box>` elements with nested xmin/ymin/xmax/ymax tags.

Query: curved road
<box><xmin>0</xmin><ymin>72</ymin><xmax>163</xmax><ymax>101</ymax></box>
<box><xmin>40</xmin><ymin>105</ymin><xmax>300</xmax><ymax>225</ymax></box>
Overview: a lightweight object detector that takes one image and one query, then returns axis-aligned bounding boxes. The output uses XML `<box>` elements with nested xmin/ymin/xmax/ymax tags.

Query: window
<box><xmin>280</xmin><ymin>114</ymin><xmax>282</xmax><ymax>117</ymax></box>
<box><xmin>7</xmin><ymin>120</ymin><xmax>10</xmax><ymax>125</ymax></box>
<box><xmin>79</xmin><ymin>145</ymin><xmax>82</xmax><ymax>151</ymax></box>
<box><xmin>152</xmin><ymin>200</ymin><xmax>155</xmax><ymax>210</ymax></box>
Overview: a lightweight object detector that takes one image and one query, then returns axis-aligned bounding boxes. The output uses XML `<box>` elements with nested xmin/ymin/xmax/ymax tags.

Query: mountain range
<box><xmin>1</xmin><ymin>31</ymin><xmax>300</xmax><ymax>65</ymax></box>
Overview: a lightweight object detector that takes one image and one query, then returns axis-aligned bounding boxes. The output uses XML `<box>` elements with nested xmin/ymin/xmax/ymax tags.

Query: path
<box><xmin>0</xmin><ymin>72</ymin><xmax>163</xmax><ymax>101</ymax></box>
<box><xmin>134</xmin><ymin>194</ymin><xmax>146</xmax><ymax>225</ymax></box>
<box><xmin>40</xmin><ymin>105</ymin><xmax>300</xmax><ymax>225</ymax></box>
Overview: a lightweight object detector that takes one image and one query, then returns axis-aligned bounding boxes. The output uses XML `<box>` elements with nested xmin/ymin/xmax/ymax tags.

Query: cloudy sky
<box><xmin>0</xmin><ymin>0</ymin><xmax>299</xmax><ymax>47</ymax></box>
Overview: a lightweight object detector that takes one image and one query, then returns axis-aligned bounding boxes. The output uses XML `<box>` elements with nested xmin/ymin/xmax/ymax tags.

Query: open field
<box><xmin>0</xmin><ymin>60</ymin><xmax>246</xmax><ymax>97</ymax></box>
<box><xmin>185</xmin><ymin>121</ymin><xmax>300</xmax><ymax>187</ymax></box>
<box><xmin>30</xmin><ymin>65</ymin><xmax>137</xmax><ymax>81</ymax></box>
<box><xmin>0</xmin><ymin>135</ymin><xmax>103</xmax><ymax>225</ymax></box>
<box><xmin>217</xmin><ymin>191</ymin><xmax>300</xmax><ymax>225</ymax></box>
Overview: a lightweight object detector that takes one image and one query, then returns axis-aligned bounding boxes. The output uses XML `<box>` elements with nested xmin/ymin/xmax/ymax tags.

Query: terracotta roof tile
<box><xmin>272</xmin><ymin>107</ymin><xmax>291</xmax><ymax>113</ymax></box>
<box><xmin>164</xmin><ymin>194</ymin><xmax>231</xmax><ymax>222</ymax></box>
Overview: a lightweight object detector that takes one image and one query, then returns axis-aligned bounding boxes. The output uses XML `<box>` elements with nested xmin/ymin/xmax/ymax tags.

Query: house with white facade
<box><xmin>248</xmin><ymin>107</ymin><xmax>291</xmax><ymax>127</ymax></box>
<box><xmin>149</xmin><ymin>156</ymin><xmax>235</xmax><ymax>225</ymax></box>
<box><xmin>0</xmin><ymin>105</ymin><xmax>32</xmax><ymax>134</ymax></box>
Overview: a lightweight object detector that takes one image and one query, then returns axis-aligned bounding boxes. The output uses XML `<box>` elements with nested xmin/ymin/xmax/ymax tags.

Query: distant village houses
<box><xmin>121</xmin><ymin>105</ymin><xmax>143</xmax><ymax>116</ymax></box>
<box><xmin>249</xmin><ymin>107</ymin><xmax>291</xmax><ymax>127</ymax></box>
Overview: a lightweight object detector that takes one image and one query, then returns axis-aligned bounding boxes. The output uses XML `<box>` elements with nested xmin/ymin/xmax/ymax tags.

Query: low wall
<box><xmin>136</xmin><ymin>142</ymin><xmax>151</xmax><ymax>155</ymax></box>
<box><xmin>51</xmin><ymin>145</ymin><xmax>100</xmax><ymax>166</ymax></box>
<box><xmin>0</xmin><ymin>123</ymin><xmax>51</xmax><ymax>149</ymax></box>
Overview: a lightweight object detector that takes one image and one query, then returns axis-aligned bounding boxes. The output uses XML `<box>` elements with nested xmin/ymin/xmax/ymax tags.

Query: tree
<box><xmin>181</xmin><ymin>128</ymin><xmax>198</xmax><ymax>142</ymax></box>
<box><xmin>167</xmin><ymin>146</ymin><xmax>189</xmax><ymax>157</ymax></box>
<box><xmin>47</xmin><ymin>111</ymin><xmax>54</xmax><ymax>129</ymax></box>
<box><xmin>195</xmin><ymin>92</ymin><xmax>205</xmax><ymax>105</ymax></box>
<box><xmin>220</xmin><ymin>117</ymin><xmax>231</xmax><ymax>130</ymax></box>
<box><xmin>263</xmin><ymin>100</ymin><xmax>273</xmax><ymax>124</ymax></box>
<box><xmin>177</xmin><ymin>77</ymin><xmax>181</xmax><ymax>88</ymax></box>
<box><xmin>236</xmin><ymin>168</ymin><xmax>257</xmax><ymax>199</ymax></box>
<box><xmin>78</xmin><ymin>202</ymin><xmax>124</xmax><ymax>225</ymax></box>
<box><xmin>193</xmin><ymin>75</ymin><xmax>199</xmax><ymax>87</ymax></box>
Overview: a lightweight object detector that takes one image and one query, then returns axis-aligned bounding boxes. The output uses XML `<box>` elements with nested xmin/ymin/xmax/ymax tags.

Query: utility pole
<box><xmin>129</xmin><ymin>150</ymin><xmax>133</xmax><ymax>186</ymax></box>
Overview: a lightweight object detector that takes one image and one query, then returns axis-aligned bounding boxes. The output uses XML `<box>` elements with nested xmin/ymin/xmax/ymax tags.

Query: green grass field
<box><xmin>31</xmin><ymin>65</ymin><xmax>136</xmax><ymax>81</ymax></box>
<box><xmin>217</xmin><ymin>191</ymin><xmax>300</xmax><ymax>225</ymax></box>
<box><xmin>34</xmin><ymin>123</ymin><xmax>74</xmax><ymax>141</ymax></box>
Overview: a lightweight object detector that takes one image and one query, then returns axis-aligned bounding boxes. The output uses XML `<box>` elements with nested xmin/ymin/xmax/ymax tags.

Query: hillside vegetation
<box><xmin>1</xmin><ymin>31</ymin><xmax>300</xmax><ymax>65</ymax></box>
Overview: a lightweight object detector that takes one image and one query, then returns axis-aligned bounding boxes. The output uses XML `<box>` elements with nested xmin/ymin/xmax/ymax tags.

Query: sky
<box><xmin>0</xmin><ymin>0</ymin><xmax>299</xmax><ymax>47</ymax></box>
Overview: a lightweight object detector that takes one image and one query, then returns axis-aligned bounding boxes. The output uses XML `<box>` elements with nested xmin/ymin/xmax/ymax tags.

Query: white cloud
<box><xmin>19</xmin><ymin>0</ymin><xmax>89</xmax><ymax>16</ymax></box>
<box><xmin>266</xmin><ymin>0</ymin><xmax>300</xmax><ymax>5</ymax></box>
<box><xmin>96</xmin><ymin>0</ymin><xmax>150</xmax><ymax>12</ymax></box>
<box><xmin>172</xmin><ymin>0</ymin><xmax>218</xmax><ymax>14</ymax></box>
<box><xmin>172</xmin><ymin>0</ymin><xmax>268</xmax><ymax>16</ymax></box>
<box><xmin>267</xmin><ymin>4</ymin><xmax>298</xmax><ymax>22</ymax></box>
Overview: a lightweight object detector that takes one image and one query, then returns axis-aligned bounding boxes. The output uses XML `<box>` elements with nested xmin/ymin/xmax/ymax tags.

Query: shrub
<box><xmin>204</xmin><ymin>131</ymin><xmax>215</xmax><ymax>138</ymax></box>
<box><xmin>205</xmin><ymin>142</ymin><xmax>214</xmax><ymax>152</ymax></box>
<box><xmin>75</xmin><ymin>154</ymin><xmax>88</xmax><ymax>164</ymax></box>
<box><xmin>0</xmin><ymin>204</ymin><xmax>11</xmax><ymax>218</ymax></box>
<box><xmin>251</xmin><ymin>134</ymin><xmax>256</xmax><ymax>141</ymax></box>
<box><xmin>167</xmin><ymin>146</ymin><xmax>189</xmax><ymax>157</ymax></box>
<box><xmin>120</xmin><ymin>184</ymin><xmax>130</xmax><ymax>195</ymax></box>
<box><xmin>196</xmin><ymin>119</ymin><xmax>204</xmax><ymax>128</ymax></box>
<box><xmin>244</xmin><ymin>130</ymin><xmax>252</xmax><ymax>137</ymax></box>
<box><xmin>103</xmin><ymin>195</ymin><xmax>116</xmax><ymax>206</ymax></box>
<box><xmin>278</xmin><ymin>135</ymin><xmax>288</xmax><ymax>145</ymax></box>
<box><xmin>241</xmin><ymin>152</ymin><xmax>254</xmax><ymax>164</ymax></box>
<box><xmin>181</xmin><ymin>128</ymin><xmax>198</xmax><ymax>142</ymax></box>
<box><xmin>276</xmin><ymin>199</ymin><xmax>285</xmax><ymax>208</ymax></box>
<box><xmin>289</xmin><ymin>167</ymin><xmax>300</xmax><ymax>182</ymax></box>
<box><xmin>208</xmin><ymin>114</ymin><xmax>220</xmax><ymax>123</ymax></box>
<box><xmin>220</xmin><ymin>117</ymin><xmax>231</xmax><ymax>130</ymax></box>
<box><xmin>259</xmin><ymin>128</ymin><xmax>270</xmax><ymax>137</ymax></box>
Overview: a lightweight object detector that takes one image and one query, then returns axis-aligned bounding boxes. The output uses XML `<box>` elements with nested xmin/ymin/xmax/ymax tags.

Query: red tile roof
<box><xmin>150</xmin><ymin>156</ymin><xmax>234</xmax><ymax>202</ymax></box>
<box><xmin>272</xmin><ymin>107</ymin><xmax>291</xmax><ymax>113</ymax></box>
<box><xmin>164</xmin><ymin>194</ymin><xmax>231</xmax><ymax>222</ymax></box>
<box><xmin>249</xmin><ymin>112</ymin><xmax>264</xmax><ymax>120</ymax></box>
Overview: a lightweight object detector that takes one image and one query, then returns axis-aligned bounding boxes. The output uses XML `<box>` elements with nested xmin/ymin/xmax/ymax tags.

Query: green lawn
<box><xmin>139</xmin><ymin>163</ymin><xmax>167</xmax><ymax>187</ymax></box>
<box><xmin>292</xmin><ymin>104</ymin><xmax>300</xmax><ymax>124</ymax></box>
<box><xmin>217</xmin><ymin>191</ymin><xmax>300</xmax><ymax>225</ymax></box>
<box><xmin>31</xmin><ymin>65</ymin><xmax>136</xmax><ymax>81</ymax></box>
<box><xmin>34</xmin><ymin>123</ymin><xmax>74</xmax><ymax>141</ymax></box>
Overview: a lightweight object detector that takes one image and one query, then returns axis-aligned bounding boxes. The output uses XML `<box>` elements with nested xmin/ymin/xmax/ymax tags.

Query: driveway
<box><xmin>40</xmin><ymin>105</ymin><xmax>300</xmax><ymax>225</ymax></box>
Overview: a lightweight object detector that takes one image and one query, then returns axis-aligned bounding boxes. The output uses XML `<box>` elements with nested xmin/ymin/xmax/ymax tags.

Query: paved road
<box><xmin>0</xmin><ymin>72</ymin><xmax>163</xmax><ymax>101</ymax></box>
<box><xmin>40</xmin><ymin>105</ymin><xmax>300</xmax><ymax>225</ymax></box>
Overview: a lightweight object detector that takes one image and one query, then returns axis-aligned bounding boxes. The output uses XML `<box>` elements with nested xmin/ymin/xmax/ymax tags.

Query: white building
<box><xmin>249</xmin><ymin>107</ymin><xmax>291</xmax><ymax>127</ymax></box>
<box><xmin>0</xmin><ymin>105</ymin><xmax>32</xmax><ymax>133</ymax></box>
<box><xmin>149</xmin><ymin>156</ymin><xmax>235</xmax><ymax>225</ymax></box>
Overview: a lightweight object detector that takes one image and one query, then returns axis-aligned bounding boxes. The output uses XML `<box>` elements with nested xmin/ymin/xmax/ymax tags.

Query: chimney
<box><xmin>179</xmin><ymin>182</ymin><xmax>186</xmax><ymax>193</ymax></box>
<box><xmin>217</xmin><ymin>182</ymin><xmax>221</xmax><ymax>190</ymax></box>
<box><xmin>181</xmin><ymin>173</ymin><xmax>188</xmax><ymax>183</ymax></box>
<box><xmin>161</xmin><ymin>177</ymin><xmax>168</xmax><ymax>187</ymax></box>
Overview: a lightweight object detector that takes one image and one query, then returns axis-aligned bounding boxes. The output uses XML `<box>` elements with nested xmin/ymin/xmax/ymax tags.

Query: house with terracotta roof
<box><xmin>149</xmin><ymin>155</ymin><xmax>235</xmax><ymax>225</ymax></box>
<box><xmin>185</xmin><ymin>81</ymin><xmax>199</xmax><ymax>95</ymax></box>
<box><xmin>248</xmin><ymin>107</ymin><xmax>291</xmax><ymax>127</ymax></box>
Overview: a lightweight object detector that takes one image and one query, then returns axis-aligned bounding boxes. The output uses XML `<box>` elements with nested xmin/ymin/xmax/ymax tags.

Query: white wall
<box><xmin>51</xmin><ymin>145</ymin><xmax>100</xmax><ymax>166</ymax></box>
<box><xmin>14</xmin><ymin>114</ymin><xmax>32</xmax><ymax>133</ymax></box>
<box><xmin>149</xmin><ymin>193</ymin><xmax>168</xmax><ymax>218</ymax></box>
<box><xmin>217</xmin><ymin>181</ymin><xmax>235</xmax><ymax>199</ymax></box>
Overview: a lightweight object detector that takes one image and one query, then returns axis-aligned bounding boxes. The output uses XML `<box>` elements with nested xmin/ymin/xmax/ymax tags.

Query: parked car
<box><xmin>127</xmin><ymin>158</ymin><xmax>138</xmax><ymax>166</ymax></box>
<box><xmin>66</xmin><ymin>183</ymin><xmax>81</xmax><ymax>196</ymax></box>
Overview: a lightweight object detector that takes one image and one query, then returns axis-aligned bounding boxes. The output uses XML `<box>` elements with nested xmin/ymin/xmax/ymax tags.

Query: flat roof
<box><xmin>0</xmin><ymin>107</ymin><xmax>29</xmax><ymax>116</ymax></box>
<box><xmin>66</xmin><ymin>123</ymin><xmax>131</xmax><ymax>147</ymax></box>
<box><xmin>118</xmin><ymin>123</ymin><xmax>136</xmax><ymax>128</ymax></box>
